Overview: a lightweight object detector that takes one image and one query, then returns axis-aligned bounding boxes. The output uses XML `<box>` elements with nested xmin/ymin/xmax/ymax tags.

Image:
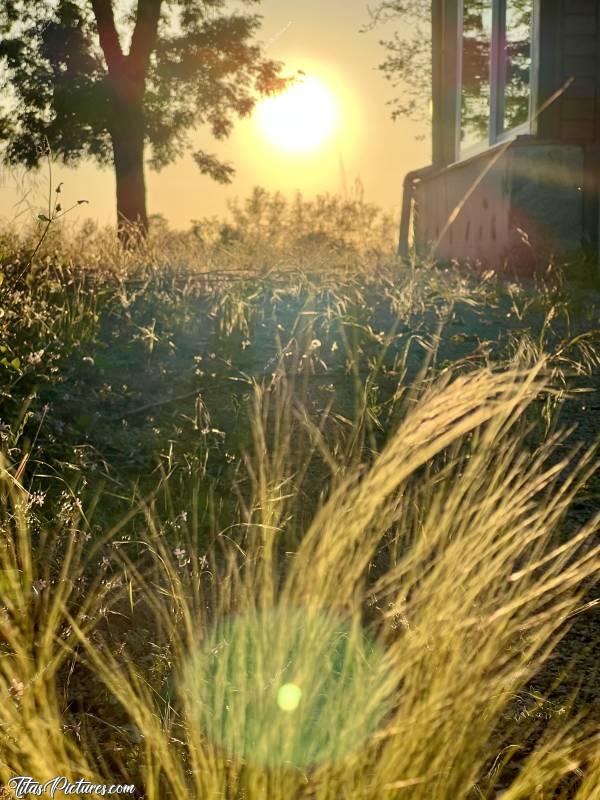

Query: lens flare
<box><xmin>277</xmin><ymin>682</ymin><xmax>302</xmax><ymax>712</ymax></box>
<box><xmin>182</xmin><ymin>605</ymin><xmax>389</xmax><ymax>768</ymax></box>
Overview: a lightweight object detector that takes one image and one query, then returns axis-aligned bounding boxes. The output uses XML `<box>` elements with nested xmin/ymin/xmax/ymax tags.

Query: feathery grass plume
<box><xmin>56</xmin><ymin>357</ymin><xmax>600</xmax><ymax>799</ymax></box>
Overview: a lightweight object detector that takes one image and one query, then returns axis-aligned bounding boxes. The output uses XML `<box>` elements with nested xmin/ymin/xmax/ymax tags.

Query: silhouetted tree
<box><xmin>0</xmin><ymin>0</ymin><xmax>286</xmax><ymax>240</ymax></box>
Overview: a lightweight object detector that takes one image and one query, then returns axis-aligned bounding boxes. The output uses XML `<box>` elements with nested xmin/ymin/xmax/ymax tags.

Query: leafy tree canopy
<box><xmin>0</xmin><ymin>0</ymin><xmax>287</xmax><ymax>232</ymax></box>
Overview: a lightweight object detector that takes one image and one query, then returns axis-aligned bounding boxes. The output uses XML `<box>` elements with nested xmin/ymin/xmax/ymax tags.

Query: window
<box><xmin>459</xmin><ymin>0</ymin><xmax>535</xmax><ymax>158</ymax></box>
<box><xmin>460</xmin><ymin>0</ymin><xmax>493</xmax><ymax>152</ymax></box>
<box><xmin>500</xmin><ymin>0</ymin><xmax>534</xmax><ymax>133</ymax></box>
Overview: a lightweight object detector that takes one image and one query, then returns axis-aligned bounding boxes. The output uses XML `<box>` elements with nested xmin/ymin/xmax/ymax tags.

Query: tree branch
<box><xmin>90</xmin><ymin>0</ymin><xmax>124</xmax><ymax>72</ymax></box>
<box><xmin>129</xmin><ymin>0</ymin><xmax>162</xmax><ymax>75</ymax></box>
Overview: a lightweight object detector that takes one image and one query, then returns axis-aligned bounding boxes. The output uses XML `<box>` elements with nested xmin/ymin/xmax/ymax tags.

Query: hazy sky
<box><xmin>0</xmin><ymin>0</ymin><xmax>430</xmax><ymax>230</ymax></box>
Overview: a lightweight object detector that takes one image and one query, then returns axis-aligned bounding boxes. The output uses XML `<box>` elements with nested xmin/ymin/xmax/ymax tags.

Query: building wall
<box><xmin>409</xmin><ymin>1</ymin><xmax>599</xmax><ymax>267</ymax></box>
<box><xmin>414</xmin><ymin>146</ymin><xmax>511</xmax><ymax>264</ymax></box>
<box><xmin>538</xmin><ymin>0</ymin><xmax>600</xmax><ymax>144</ymax></box>
<box><xmin>431</xmin><ymin>1</ymin><xmax>600</xmax><ymax>164</ymax></box>
<box><xmin>413</xmin><ymin>140</ymin><xmax>585</xmax><ymax>267</ymax></box>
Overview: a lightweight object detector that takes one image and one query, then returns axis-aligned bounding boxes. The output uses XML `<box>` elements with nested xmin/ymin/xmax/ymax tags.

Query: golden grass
<box><xmin>0</xmin><ymin>187</ymin><xmax>599</xmax><ymax>797</ymax></box>
<box><xmin>0</xmin><ymin>353</ymin><xmax>598</xmax><ymax>798</ymax></box>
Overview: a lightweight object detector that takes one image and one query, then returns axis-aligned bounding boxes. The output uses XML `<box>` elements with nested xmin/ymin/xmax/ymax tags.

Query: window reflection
<box><xmin>460</xmin><ymin>0</ymin><xmax>493</xmax><ymax>153</ymax></box>
<box><xmin>503</xmin><ymin>0</ymin><xmax>533</xmax><ymax>132</ymax></box>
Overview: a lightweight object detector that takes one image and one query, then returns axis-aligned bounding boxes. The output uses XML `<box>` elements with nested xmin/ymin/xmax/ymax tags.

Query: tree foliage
<box><xmin>364</xmin><ymin>1</ymin><xmax>432</xmax><ymax>127</ymax></box>
<box><xmin>0</xmin><ymin>0</ymin><xmax>286</xmax><ymax>205</ymax></box>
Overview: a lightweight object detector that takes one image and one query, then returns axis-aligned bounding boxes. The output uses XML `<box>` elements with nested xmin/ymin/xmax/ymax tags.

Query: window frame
<box><xmin>456</xmin><ymin>0</ymin><xmax>539</xmax><ymax>160</ymax></box>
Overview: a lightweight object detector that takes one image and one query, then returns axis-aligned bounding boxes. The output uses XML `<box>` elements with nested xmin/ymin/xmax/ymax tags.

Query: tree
<box><xmin>0</xmin><ymin>0</ymin><xmax>287</xmax><ymax>240</ymax></box>
<box><xmin>363</xmin><ymin>1</ymin><xmax>432</xmax><ymax>130</ymax></box>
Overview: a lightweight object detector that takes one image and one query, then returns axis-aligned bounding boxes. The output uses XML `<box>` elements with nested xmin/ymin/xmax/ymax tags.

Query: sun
<box><xmin>256</xmin><ymin>75</ymin><xmax>339</xmax><ymax>154</ymax></box>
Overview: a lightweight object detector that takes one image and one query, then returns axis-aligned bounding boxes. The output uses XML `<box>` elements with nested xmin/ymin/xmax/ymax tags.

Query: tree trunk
<box><xmin>91</xmin><ymin>0</ymin><xmax>162</xmax><ymax>244</ymax></box>
<box><xmin>111</xmin><ymin>106</ymin><xmax>148</xmax><ymax>245</ymax></box>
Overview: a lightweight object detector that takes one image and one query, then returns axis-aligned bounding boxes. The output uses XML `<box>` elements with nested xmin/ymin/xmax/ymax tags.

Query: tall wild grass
<box><xmin>0</xmin><ymin>187</ymin><xmax>598</xmax><ymax>798</ymax></box>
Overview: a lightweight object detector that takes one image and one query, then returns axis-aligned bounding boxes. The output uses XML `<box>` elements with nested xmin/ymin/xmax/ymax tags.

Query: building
<box><xmin>399</xmin><ymin>0</ymin><xmax>600</xmax><ymax>268</ymax></box>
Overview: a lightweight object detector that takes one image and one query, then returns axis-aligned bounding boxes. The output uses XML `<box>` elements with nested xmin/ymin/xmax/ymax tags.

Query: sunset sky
<box><xmin>0</xmin><ymin>0</ymin><xmax>430</xmax><ymax>230</ymax></box>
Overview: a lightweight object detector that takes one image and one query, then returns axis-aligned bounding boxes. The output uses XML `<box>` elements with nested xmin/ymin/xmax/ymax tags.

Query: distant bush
<box><xmin>0</xmin><ymin>183</ymin><xmax>398</xmax><ymax>277</ymax></box>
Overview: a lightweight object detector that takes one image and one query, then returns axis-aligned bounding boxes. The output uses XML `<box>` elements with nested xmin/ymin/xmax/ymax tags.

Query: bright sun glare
<box><xmin>256</xmin><ymin>75</ymin><xmax>339</xmax><ymax>155</ymax></box>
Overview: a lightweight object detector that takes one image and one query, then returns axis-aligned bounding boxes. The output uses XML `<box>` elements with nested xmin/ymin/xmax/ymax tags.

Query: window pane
<box><xmin>503</xmin><ymin>0</ymin><xmax>533</xmax><ymax>131</ymax></box>
<box><xmin>460</xmin><ymin>0</ymin><xmax>493</xmax><ymax>153</ymax></box>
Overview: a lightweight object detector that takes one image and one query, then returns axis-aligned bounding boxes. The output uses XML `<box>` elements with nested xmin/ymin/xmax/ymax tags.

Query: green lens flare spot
<box><xmin>277</xmin><ymin>682</ymin><xmax>302</xmax><ymax>712</ymax></box>
<box><xmin>182</xmin><ymin>605</ymin><xmax>390</xmax><ymax>768</ymax></box>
